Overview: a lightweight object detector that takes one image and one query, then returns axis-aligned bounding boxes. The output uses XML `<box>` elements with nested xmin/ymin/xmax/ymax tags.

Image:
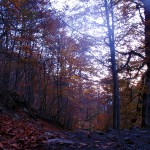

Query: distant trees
<box><xmin>0</xmin><ymin>0</ymin><xmax>100</xmax><ymax>129</ymax></box>
<box><xmin>2</xmin><ymin>0</ymin><xmax>150</xmax><ymax>130</ymax></box>
<box><xmin>50</xmin><ymin>0</ymin><xmax>144</xmax><ymax>129</ymax></box>
<box><xmin>56</xmin><ymin>0</ymin><xmax>150</xmax><ymax>130</ymax></box>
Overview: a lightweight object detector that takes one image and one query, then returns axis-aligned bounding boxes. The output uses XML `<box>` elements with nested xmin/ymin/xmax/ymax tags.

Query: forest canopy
<box><xmin>0</xmin><ymin>0</ymin><xmax>150</xmax><ymax>130</ymax></box>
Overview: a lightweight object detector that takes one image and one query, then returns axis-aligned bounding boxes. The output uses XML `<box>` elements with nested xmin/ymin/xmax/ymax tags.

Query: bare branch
<box><xmin>117</xmin><ymin>50</ymin><xmax>145</xmax><ymax>72</ymax></box>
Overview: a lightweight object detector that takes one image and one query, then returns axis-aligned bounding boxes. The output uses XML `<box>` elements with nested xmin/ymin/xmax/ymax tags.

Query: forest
<box><xmin>0</xmin><ymin>0</ymin><xmax>150</xmax><ymax>134</ymax></box>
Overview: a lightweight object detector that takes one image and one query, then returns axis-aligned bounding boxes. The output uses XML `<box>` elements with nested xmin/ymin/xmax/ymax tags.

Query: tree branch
<box><xmin>117</xmin><ymin>50</ymin><xmax>145</xmax><ymax>72</ymax></box>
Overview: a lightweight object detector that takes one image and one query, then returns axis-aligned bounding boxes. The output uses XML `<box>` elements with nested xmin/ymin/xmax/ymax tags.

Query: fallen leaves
<box><xmin>0</xmin><ymin>142</ymin><xmax>4</xmax><ymax>149</ymax></box>
<box><xmin>1</xmin><ymin>108</ymin><xmax>150</xmax><ymax>150</ymax></box>
<box><xmin>0</xmin><ymin>113</ymin><xmax>47</xmax><ymax>149</ymax></box>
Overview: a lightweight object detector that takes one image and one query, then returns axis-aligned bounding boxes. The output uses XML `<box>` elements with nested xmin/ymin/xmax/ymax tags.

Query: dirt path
<box><xmin>1</xmin><ymin>105</ymin><xmax>150</xmax><ymax>150</ymax></box>
<box><xmin>45</xmin><ymin>128</ymin><xmax>150</xmax><ymax>150</ymax></box>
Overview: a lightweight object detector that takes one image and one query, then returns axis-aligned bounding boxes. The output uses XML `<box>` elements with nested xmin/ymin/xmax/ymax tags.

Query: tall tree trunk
<box><xmin>104</xmin><ymin>0</ymin><xmax>120</xmax><ymax>130</ymax></box>
<box><xmin>142</xmin><ymin>0</ymin><xmax>150</xmax><ymax>127</ymax></box>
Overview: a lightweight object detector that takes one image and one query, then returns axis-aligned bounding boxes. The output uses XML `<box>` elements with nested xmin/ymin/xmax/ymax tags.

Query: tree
<box><xmin>112</xmin><ymin>0</ymin><xmax>150</xmax><ymax>128</ymax></box>
<box><xmin>120</xmin><ymin>0</ymin><xmax>150</xmax><ymax>128</ymax></box>
<box><xmin>104</xmin><ymin>0</ymin><xmax>120</xmax><ymax>130</ymax></box>
<box><xmin>140</xmin><ymin>0</ymin><xmax>150</xmax><ymax>127</ymax></box>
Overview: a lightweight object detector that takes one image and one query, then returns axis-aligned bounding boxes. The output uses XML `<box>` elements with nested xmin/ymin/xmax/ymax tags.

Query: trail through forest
<box><xmin>1</xmin><ymin>104</ymin><xmax>150</xmax><ymax>150</ymax></box>
<box><xmin>0</xmin><ymin>1</ymin><xmax>150</xmax><ymax>149</ymax></box>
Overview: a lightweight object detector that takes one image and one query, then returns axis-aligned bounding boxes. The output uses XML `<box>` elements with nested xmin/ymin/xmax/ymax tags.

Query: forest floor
<box><xmin>1</xmin><ymin>104</ymin><xmax>150</xmax><ymax>150</ymax></box>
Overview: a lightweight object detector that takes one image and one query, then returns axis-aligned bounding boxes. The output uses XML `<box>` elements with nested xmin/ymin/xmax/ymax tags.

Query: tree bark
<box><xmin>104</xmin><ymin>0</ymin><xmax>120</xmax><ymax>130</ymax></box>
<box><xmin>142</xmin><ymin>0</ymin><xmax>150</xmax><ymax>127</ymax></box>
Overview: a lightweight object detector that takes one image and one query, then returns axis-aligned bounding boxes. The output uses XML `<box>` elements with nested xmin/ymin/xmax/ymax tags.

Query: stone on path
<box><xmin>47</xmin><ymin>138</ymin><xmax>75</xmax><ymax>145</ymax></box>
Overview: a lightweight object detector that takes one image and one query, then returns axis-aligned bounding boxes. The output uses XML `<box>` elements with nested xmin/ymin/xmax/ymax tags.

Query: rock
<box><xmin>131</xmin><ymin>126</ymin><xmax>140</xmax><ymax>130</ymax></box>
<box><xmin>79</xmin><ymin>129</ymin><xmax>89</xmax><ymax>134</ymax></box>
<box><xmin>124</xmin><ymin>137</ymin><xmax>134</xmax><ymax>144</ymax></box>
<box><xmin>147</xmin><ymin>141</ymin><xmax>150</xmax><ymax>144</ymax></box>
<box><xmin>133</xmin><ymin>133</ymin><xmax>141</xmax><ymax>138</ymax></box>
<box><xmin>140</xmin><ymin>130</ymin><xmax>149</xmax><ymax>134</ymax></box>
<box><xmin>44</xmin><ymin>131</ymin><xmax>55</xmax><ymax>138</ymax></box>
<box><xmin>47</xmin><ymin>138</ymin><xmax>75</xmax><ymax>145</ymax></box>
<box><xmin>80</xmin><ymin>142</ymin><xmax>87</xmax><ymax>146</ymax></box>
<box><xmin>124</xmin><ymin>137</ymin><xmax>131</xmax><ymax>141</ymax></box>
<box><xmin>0</xmin><ymin>90</ymin><xmax>24</xmax><ymax>110</ymax></box>
<box><xmin>87</xmin><ymin>133</ymin><xmax>92</xmax><ymax>138</ymax></box>
<box><xmin>106</xmin><ymin>142</ymin><xmax>114</xmax><ymax>146</ymax></box>
<box><xmin>14</xmin><ymin>113</ymin><xmax>20</xmax><ymax>120</ymax></box>
<box><xmin>23</xmin><ymin>107</ymin><xmax>28</xmax><ymax>113</ymax></box>
<box><xmin>122</xmin><ymin>129</ymin><xmax>129</xmax><ymax>132</ymax></box>
<box><xmin>114</xmin><ymin>143</ymin><xmax>122</xmax><ymax>148</ymax></box>
<box><xmin>107</xmin><ymin>128</ymin><xmax>116</xmax><ymax>133</ymax></box>
<box><xmin>0</xmin><ymin>105</ymin><xmax>4</xmax><ymax>113</ymax></box>
<box><xmin>96</xmin><ymin>131</ymin><xmax>105</xmax><ymax>135</ymax></box>
<box><xmin>107</xmin><ymin>134</ymin><xmax>117</xmax><ymax>139</ymax></box>
<box><xmin>101</xmin><ymin>145</ymin><xmax>109</xmax><ymax>149</ymax></box>
<box><xmin>95</xmin><ymin>140</ymin><xmax>101</xmax><ymax>143</ymax></box>
<box><xmin>68</xmin><ymin>134</ymin><xmax>76</xmax><ymax>139</ymax></box>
